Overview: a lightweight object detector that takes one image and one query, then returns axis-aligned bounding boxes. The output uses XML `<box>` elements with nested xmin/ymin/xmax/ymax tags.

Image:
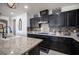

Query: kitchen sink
<box><xmin>38</xmin><ymin>33</ymin><xmax>49</xmax><ymax>34</ymax></box>
<box><xmin>38</xmin><ymin>32</ymin><xmax>56</xmax><ymax>35</ymax></box>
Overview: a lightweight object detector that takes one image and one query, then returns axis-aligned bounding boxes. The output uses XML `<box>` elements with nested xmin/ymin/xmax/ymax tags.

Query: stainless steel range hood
<box><xmin>38</xmin><ymin>21</ymin><xmax>48</xmax><ymax>24</ymax></box>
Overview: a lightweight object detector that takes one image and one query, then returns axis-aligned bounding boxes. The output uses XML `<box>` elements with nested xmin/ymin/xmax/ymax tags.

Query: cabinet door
<box><xmin>41</xmin><ymin>36</ymin><xmax>51</xmax><ymax>49</ymax></box>
<box><xmin>77</xmin><ymin>9</ymin><xmax>79</xmax><ymax>27</ymax></box>
<box><xmin>67</xmin><ymin>10</ymin><xmax>77</xmax><ymax>26</ymax></box>
<box><xmin>56</xmin><ymin>14</ymin><xmax>61</xmax><ymax>27</ymax></box>
<box><xmin>60</xmin><ymin>12</ymin><xmax>67</xmax><ymax>27</ymax></box>
<box><xmin>49</xmin><ymin>15</ymin><xmax>57</xmax><ymax>27</ymax></box>
<box><xmin>56</xmin><ymin>37</ymin><xmax>71</xmax><ymax>54</ymax></box>
<box><xmin>35</xmin><ymin>17</ymin><xmax>40</xmax><ymax>27</ymax></box>
<box><xmin>50</xmin><ymin>37</ymin><xmax>72</xmax><ymax>54</ymax></box>
<box><xmin>30</xmin><ymin>18</ymin><xmax>35</xmax><ymax>27</ymax></box>
<box><xmin>71</xmin><ymin>40</ymin><xmax>79</xmax><ymax>55</ymax></box>
<box><xmin>30</xmin><ymin>17</ymin><xmax>40</xmax><ymax>28</ymax></box>
<box><xmin>42</xmin><ymin>16</ymin><xmax>49</xmax><ymax>21</ymax></box>
<box><xmin>63</xmin><ymin>38</ymin><xmax>72</xmax><ymax>54</ymax></box>
<box><xmin>50</xmin><ymin>36</ymin><xmax>59</xmax><ymax>50</ymax></box>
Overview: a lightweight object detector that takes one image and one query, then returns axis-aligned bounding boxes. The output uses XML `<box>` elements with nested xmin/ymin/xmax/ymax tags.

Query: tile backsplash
<box><xmin>40</xmin><ymin>23</ymin><xmax>49</xmax><ymax>32</ymax></box>
<box><xmin>28</xmin><ymin>23</ymin><xmax>79</xmax><ymax>35</ymax></box>
<box><xmin>49</xmin><ymin>27</ymin><xmax>79</xmax><ymax>35</ymax></box>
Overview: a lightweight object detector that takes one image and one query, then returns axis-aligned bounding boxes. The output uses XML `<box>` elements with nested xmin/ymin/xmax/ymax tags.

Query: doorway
<box><xmin>13</xmin><ymin>19</ymin><xmax>16</xmax><ymax>35</ymax></box>
<box><xmin>0</xmin><ymin>19</ymin><xmax>7</xmax><ymax>33</ymax></box>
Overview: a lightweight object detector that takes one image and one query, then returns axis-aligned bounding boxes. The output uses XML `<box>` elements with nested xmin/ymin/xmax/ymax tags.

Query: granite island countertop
<box><xmin>0</xmin><ymin>36</ymin><xmax>42</xmax><ymax>55</ymax></box>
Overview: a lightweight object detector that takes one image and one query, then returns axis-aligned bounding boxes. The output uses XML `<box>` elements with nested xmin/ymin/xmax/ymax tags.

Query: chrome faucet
<box><xmin>2</xmin><ymin>26</ymin><xmax>12</xmax><ymax>38</ymax></box>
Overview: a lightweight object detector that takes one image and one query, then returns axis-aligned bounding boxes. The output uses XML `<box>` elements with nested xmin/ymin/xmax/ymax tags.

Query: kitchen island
<box><xmin>0</xmin><ymin>36</ymin><xmax>42</xmax><ymax>55</ymax></box>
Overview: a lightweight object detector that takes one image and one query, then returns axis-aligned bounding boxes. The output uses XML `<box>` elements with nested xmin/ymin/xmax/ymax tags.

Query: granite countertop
<box><xmin>0</xmin><ymin>36</ymin><xmax>42</xmax><ymax>55</ymax></box>
<box><xmin>28</xmin><ymin>32</ymin><xmax>79</xmax><ymax>42</ymax></box>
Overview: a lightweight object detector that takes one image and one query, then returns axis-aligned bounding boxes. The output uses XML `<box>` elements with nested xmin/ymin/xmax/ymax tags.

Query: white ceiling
<box><xmin>0</xmin><ymin>3</ymin><xmax>79</xmax><ymax>17</ymax></box>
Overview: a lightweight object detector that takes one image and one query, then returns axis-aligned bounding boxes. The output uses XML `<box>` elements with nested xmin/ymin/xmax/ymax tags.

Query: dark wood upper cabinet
<box><xmin>56</xmin><ymin>14</ymin><xmax>61</xmax><ymax>27</ymax></box>
<box><xmin>30</xmin><ymin>9</ymin><xmax>79</xmax><ymax>28</ymax></box>
<box><xmin>67</xmin><ymin>10</ymin><xmax>77</xmax><ymax>26</ymax></box>
<box><xmin>49</xmin><ymin>12</ymin><xmax>68</xmax><ymax>27</ymax></box>
<box><xmin>40</xmin><ymin>15</ymin><xmax>49</xmax><ymax>21</ymax></box>
<box><xmin>60</xmin><ymin>9</ymin><xmax>77</xmax><ymax>27</ymax></box>
<box><xmin>49</xmin><ymin>14</ymin><xmax>57</xmax><ymax>27</ymax></box>
<box><xmin>40</xmin><ymin>9</ymin><xmax>49</xmax><ymax>16</ymax></box>
<box><xmin>30</xmin><ymin>16</ymin><xmax>49</xmax><ymax>28</ymax></box>
<box><xmin>60</xmin><ymin>12</ymin><xmax>67</xmax><ymax>27</ymax></box>
<box><xmin>30</xmin><ymin>17</ymin><xmax>40</xmax><ymax>28</ymax></box>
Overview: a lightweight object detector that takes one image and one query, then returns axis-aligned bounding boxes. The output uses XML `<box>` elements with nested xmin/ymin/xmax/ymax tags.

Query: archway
<box><xmin>0</xmin><ymin>19</ymin><xmax>7</xmax><ymax>33</ymax></box>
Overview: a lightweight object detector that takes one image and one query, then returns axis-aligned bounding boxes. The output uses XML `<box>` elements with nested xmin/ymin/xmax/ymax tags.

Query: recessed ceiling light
<box><xmin>11</xmin><ymin>12</ymin><xmax>14</xmax><ymax>15</ymax></box>
<box><xmin>24</xmin><ymin>5</ymin><xmax>28</xmax><ymax>9</ymax></box>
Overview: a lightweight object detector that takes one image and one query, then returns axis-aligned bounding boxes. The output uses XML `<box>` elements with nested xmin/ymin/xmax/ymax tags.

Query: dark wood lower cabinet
<box><xmin>28</xmin><ymin>34</ymin><xmax>79</xmax><ymax>55</ymax></box>
<box><xmin>50</xmin><ymin>37</ymin><xmax>79</xmax><ymax>55</ymax></box>
<box><xmin>22</xmin><ymin>44</ymin><xmax>40</xmax><ymax>55</ymax></box>
<box><xmin>50</xmin><ymin>37</ymin><xmax>72</xmax><ymax>54</ymax></box>
<box><xmin>28</xmin><ymin>45</ymin><xmax>40</xmax><ymax>55</ymax></box>
<box><xmin>71</xmin><ymin>40</ymin><xmax>79</xmax><ymax>55</ymax></box>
